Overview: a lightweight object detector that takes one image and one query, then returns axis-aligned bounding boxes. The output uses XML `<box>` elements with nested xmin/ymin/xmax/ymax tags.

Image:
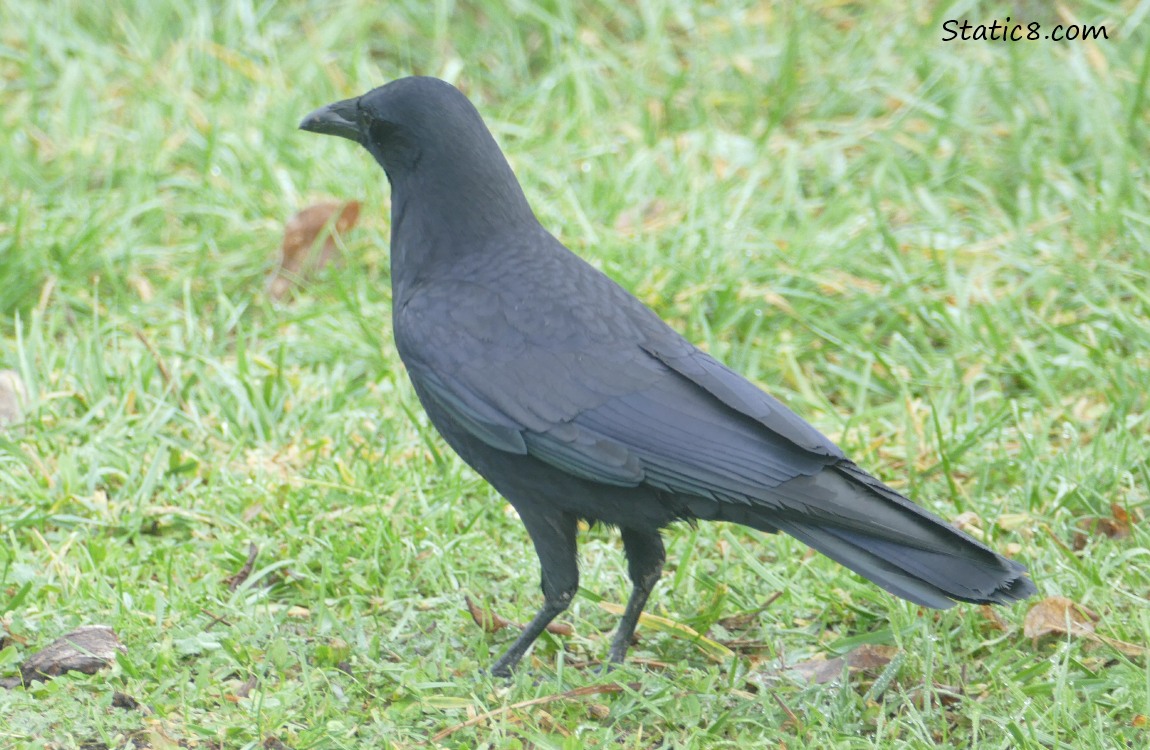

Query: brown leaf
<box><xmin>545</xmin><ymin>620</ymin><xmax>575</xmax><ymax>636</ymax></box>
<box><xmin>789</xmin><ymin>644</ymin><xmax>896</xmax><ymax>684</ymax></box>
<box><xmin>13</xmin><ymin>625</ymin><xmax>126</xmax><ymax>685</ymax></box>
<box><xmin>907</xmin><ymin>682</ymin><xmax>964</xmax><ymax>709</ymax></box>
<box><xmin>235</xmin><ymin>674</ymin><xmax>259</xmax><ymax>699</ymax></box>
<box><xmin>465</xmin><ymin>596</ymin><xmax>573</xmax><ymax>637</ymax></box>
<box><xmin>978</xmin><ymin>605</ymin><xmax>1009</xmax><ymax>632</ymax></box>
<box><xmin>268</xmin><ymin>201</ymin><xmax>360</xmax><ymax>300</ymax></box>
<box><xmin>224</xmin><ymin>542</ymin><xmax>259</xmax><ymax>591</ymax></box>
<box><xmin>1111</xmin><ymin>503</ymin><xmax>1133</xmax><ymax>526</ymax></box>
<box><xmin>1094</xmin><ymin>634</ymin><xmax>1148</xmax><ymax>658</ymax></box>
<box><xmin>587</xmin><ymin>703</ymin><xmax>610</xmax><ymax>720</ymax></box>
<box><xmin>718</xmin><ymin>613</ymin><xmax>758</xmax><ymax>631</ymax></box>
<box><xmin>1024</xmin><ymin>596</ymin><xmax>1146</xmax><ymax>657</ymax></box>
<box><xmin>718</xmin><ymin>591</ymin><xmax>783</xmax><ymax>631</ymax></box>
<box><xmin>1073</xmin><ymin>502</ymin><xmax>1137</xmax><ymax>550</ymax></box>
<box><xmin>1023</xmin><ymin>596</ymin><xmax>1099</xmax><ymax>640</ymax></box>
<box><xmin>112</xmin><ymin>691</ymin><xmax>144</xmax><ymax>711</ymax></box>
<box><xmin>466</xmin><ymin>595</ymin><xmax>514</xmax><ymax>633</ymax></box>
<box><xmin>721</xmin><ymin>638</ymin><xmax>774</xmax><ymax>654</ymax></box>
<box><xmin>846</xmin><ymin>644</ymin><xmax>898</xmax><ymax>670</ymax></box>
<box><xmin>951</xmin><ymin>511</ymin><xmax>985</xmax><ymax>539</ymax></box>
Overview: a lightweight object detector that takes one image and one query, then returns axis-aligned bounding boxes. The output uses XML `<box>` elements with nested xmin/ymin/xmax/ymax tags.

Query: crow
<box><xmin>300</xmin><ymin>77</ymin><xmax>1036</xmax><ymax>676</ymax></box>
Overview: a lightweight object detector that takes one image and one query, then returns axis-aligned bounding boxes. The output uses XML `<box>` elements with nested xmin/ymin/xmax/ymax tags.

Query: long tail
<box><xmin>723</xmin><ymin>461</ymin><xmax>1036</xmax><ymax>609</ymax></box>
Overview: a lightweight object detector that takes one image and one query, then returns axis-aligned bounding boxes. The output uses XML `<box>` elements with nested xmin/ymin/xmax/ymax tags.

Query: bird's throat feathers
<box><xmin>386</xmin><ymin>161</ymin><xmax>538</xmax><ymax>292</ymax></box>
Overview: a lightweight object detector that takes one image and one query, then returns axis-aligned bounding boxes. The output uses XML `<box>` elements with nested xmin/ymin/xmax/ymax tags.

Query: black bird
<box><xmin>300</xmin><ymin>77</ymin><xmax>1035</xmax><ymax>676</ymax></box>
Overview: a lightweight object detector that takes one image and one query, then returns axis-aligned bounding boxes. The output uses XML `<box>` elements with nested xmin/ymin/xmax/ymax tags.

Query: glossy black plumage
<box><xmin>300</xmin><ymin>77</ymin><xmax>1035</xmax><ymax>676</ymax></box>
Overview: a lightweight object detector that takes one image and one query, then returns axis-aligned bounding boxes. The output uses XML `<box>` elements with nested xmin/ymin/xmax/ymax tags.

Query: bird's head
<box><xmin>300</xmin><ymin>77</ymin><xmax>512</xmax><ymax>187</ymax></box>
<box><xmin>300</xmin><ymin>76</ymin><xmax>535</xmax><ymax>245</ymax></box>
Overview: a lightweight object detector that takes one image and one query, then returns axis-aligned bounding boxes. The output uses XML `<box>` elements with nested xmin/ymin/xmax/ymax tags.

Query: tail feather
<box><xmin>707</xmin><ymin>460</ymin><xmax>1036</xmax><ymax>608</ymax></box>
<box><xmin>770</xmin><ymin>520</ymin><xmax>959</xmax><ymax>608</ymax></box>
<box><xmin>773</xmin><ymin>520</ymin><xmax>1034</xmax><ymax>607</ymax></box>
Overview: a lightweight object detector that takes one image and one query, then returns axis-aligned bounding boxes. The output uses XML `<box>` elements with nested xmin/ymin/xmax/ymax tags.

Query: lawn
<box><xmin>1</xmin><ymin>0</ymin><xmax>1148</xmax><ymax>748</ymax></box>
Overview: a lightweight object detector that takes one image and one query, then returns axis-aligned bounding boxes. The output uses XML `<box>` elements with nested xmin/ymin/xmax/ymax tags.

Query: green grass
<box><xmin>2</xmin><ymin>0</ymin><xmax>1148</xmax><ymax>747</ymax></box>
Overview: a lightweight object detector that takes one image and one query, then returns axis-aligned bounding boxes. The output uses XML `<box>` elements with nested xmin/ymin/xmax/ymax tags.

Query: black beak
<box><xmin>299</xmin><ymin>97</ymin><xmax>362</xmax><ymax>143</ymax></box>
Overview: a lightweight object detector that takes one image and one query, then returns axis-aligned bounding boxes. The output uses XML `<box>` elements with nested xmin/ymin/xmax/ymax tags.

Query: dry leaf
<box><xmin>587</xmin><ymin>703</ymin><xmax>610</xmax><ymax>720</ymax></box>
<box><xmin>951</xmin><ymin>511</ymin><xmax>985</xmax><ymax>539</ymax></box>
<box><xmin>3</xmin><ymin>625</ymin><xmax>127</xmax><ymax>687</ymax></box>
<box><xmin>1023</xmin><ymin>596</ymin><xmax>1098</xmax><ymax>640</ymax></box>
<box><xmin>1024</xmin><ymin>596</ymin><xmax>1146</xmax><ymax>657</ymax></box>
<box><xmin>1092</xmin><ymin>633</ymin><xmax>1147</xmax><ymax>658</ymax></box>
<box><xmin>718</xmin><ymin>612</ymin><xmax>758</xmax><ymax>631</ymax></box>
<box><xmin>464</xmin><ymin>596</ymin><xmax>572</xmax><ymax>636</ymax></box>
<box><xmin>268</xmin><ymin>201</ymin><xmax>361</xmax><ymax>300</ymax></box>
<box><xmin>1073</xmin><ymin>503</ymin><xmax>1137</xmax><ymax>550</ymax></box>
<box><xmin>788</xmin><ymin>644</ymin><xmax>897</xmax><ymax>684</ymax></box>
<box><xmin>718</xmin><ymin>591</ymin><xmax>783</xmax><ymax>631</ymax></box>
<box><xmin>112</xmin><ymin>691</ymin><xmax>144</xmax><ymax>711</ymax></box>
<box><xmin>224</xmin><ymin>542</ymin><xmax>259</xmax><ymax>591</ymax></box>
<box><xmin>466</xmin><ymin>595</ymin><xmax>514</xmax><ymax>633</ymax></box>
<box><xmin>978</xmin><ymin>604</ymin><xmax>1009</xmax><ymax>632</ymax></box>
<box><xmin>545</xmin><ymin>621</ymin><xmax>575</xmax><ymax>636</ymax></box>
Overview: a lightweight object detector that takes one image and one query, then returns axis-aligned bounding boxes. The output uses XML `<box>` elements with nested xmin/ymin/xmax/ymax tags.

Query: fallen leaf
<box><xmin>466</xmin><ymin>595</ymin><xmax>514</xmax><ymax>633</ymax></box>
<box><xmin>587</xmin><ymin>703</ymin><xmax>610</xmax><ymax>720</ymax></box>
<box><xmin>788</xmin><ymin>644</ymin><xmax>897</xmax><ymax>684</ymax></box>
<box><xmin>1092</xmin><ymin>633</ymin><xmax>1148</xmax><ymax>658</ymax></box>
<box><xmin>224</xmin><ymin>542</ymin><xmax>259</xmax><ymax>591</ymax></box>
<box><xmin>907</xmin><ymin>682</ymin><xmax>964</xmax><ymax>709</ymax></box>
<box><xmin>1073</xmin><ymin>502</ymin><xmax>1137</xmax><ymax>550</ymax></box>
<box><xmin>534</xmin><ymin>709</ymin><xmax>570</xmax><ymax>737</ymax></box>
<box><xmin>951</xmin><ymin>511</ymin><xmax>985</xmax><ymax>539</ymax></box>
<box><xmin>1023</xmin><ymin>596</ymin><xmax>1098</xmax><ymax>641</ymax></box>
<box><xmin>1021</xmin><ymin>597</ymin><xmax>1144</xmax><ymax>656</ymax></box>
<box><xmin>718</xmin><ymin>591</ymin><xmax>783</xmax><ymax>631</ymax></box>
<box><xmin>5</xmin><ymin>625</ymin><xmax>127</xmax><ymax>686</ymax></box>
<box><xmin>545</xmin><ymin>620</ymin><xmax>575</xmax><ymax>636</ymax></box>
<box><xmin>234</xmin><ymin>674</ymin><xmax>258</xmax><ymax>699</ymax></box>
<box><xmin>464</xmin><ymin>596</ymin><xmax>572</xmax><ymax>636</ymax></box>
<box><xmin>112</xmin><ymin>691</ymin><xmax>145</xmax><ymax>711</ymax></box>
<box><xmin>978</xmin><ymin>605</ymin><xmax>1009</xmax><ymax>632</ymax></box>
<box><xmin>267</xmin><ymin>200</ymin><xmax>360</xmax><ymax>300</ymax></box>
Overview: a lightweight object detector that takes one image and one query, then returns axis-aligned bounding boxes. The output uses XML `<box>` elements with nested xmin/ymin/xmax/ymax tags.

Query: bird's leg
<box><xmin>608</xmin><ymin>528</ymin><xmax>666</xmax><ymax>665</ymax></box>
<box><xmin>489</xmin><ymin>507</ymin><xmax>579</xmax><ymax>678</ymax></box>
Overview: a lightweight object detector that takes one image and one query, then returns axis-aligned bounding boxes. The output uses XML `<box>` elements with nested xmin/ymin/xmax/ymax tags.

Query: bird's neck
<box><xmin>387</xmin><ymin>163</ymin><xmax>537</xmax><ymax>295</ymax></box>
